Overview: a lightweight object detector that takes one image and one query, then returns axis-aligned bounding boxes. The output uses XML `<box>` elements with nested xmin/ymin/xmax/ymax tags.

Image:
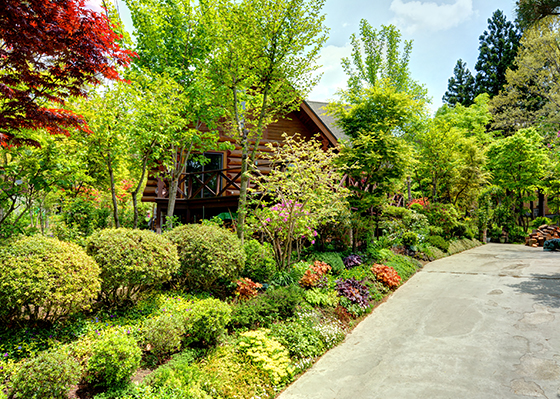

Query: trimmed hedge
<box><xmin>86</xmin><ymin>228</ymin><xmax>180</xmax><ymax>305</ymax></box>
<box><xmin>165</xmin><ymin>224</ymin><xmax>245</xmax><ymax>291</ymax></box>
<box><xmin>0</xmin><ymin>235</ymin><xmax>100</xmax><ymax>325</ymax></box>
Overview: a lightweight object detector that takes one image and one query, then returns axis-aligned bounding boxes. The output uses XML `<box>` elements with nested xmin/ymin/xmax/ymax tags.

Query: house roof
<box><xmin>304</xmin><ymin>100</ymin><xmax>349</xmax><ymax>143</ymax></box>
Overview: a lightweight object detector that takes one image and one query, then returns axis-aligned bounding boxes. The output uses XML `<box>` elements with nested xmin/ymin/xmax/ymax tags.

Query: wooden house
<box><xmin>141</xmin><ymin>101</ymin><xmax>347</xmax><ymax>230</ymax></box>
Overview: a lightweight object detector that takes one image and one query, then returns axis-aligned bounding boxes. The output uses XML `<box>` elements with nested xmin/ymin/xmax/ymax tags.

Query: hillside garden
<box><xmin>1</xmin><ymin>0</ymin><xmax>560</xmax><ymax>398</ymax></box>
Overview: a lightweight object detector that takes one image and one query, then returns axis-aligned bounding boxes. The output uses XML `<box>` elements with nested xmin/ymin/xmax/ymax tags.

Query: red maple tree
<box><xmin>0</xmin><ymin>0</ymin><xmax>135</xmax><ymax>146</ymax></box>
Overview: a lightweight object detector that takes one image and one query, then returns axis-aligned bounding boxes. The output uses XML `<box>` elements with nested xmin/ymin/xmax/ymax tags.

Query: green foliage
<box><xmin>426</xmin><ymin>235</ymin><xmax>449</xmax><ymax>252</ymax></box>
<box><xmin>87</xmin><ymin>332</ymin><xmax>142</xmax><ymax>389</ymax></box>
<box><xmin>308</xmin><ymin>252</ymin><xmax>345</xmax><ymax>275</ymax></box>
<box><xmin>447</xmin><ymin>238</ymin><xmax>483</xmax><ymax>255</ymax></box>
<box><xmin>341</xmin><ymin>20</ymin><xmax>428</xmax><ymax>101</ymax></box>
<box><xmin>237</xmin><ymin>329</ymin><xmax>294</xmax><ymax>385</ymax></box>
<box><xmin>531</xmin><ymin>216</ymin><xmax>552</xmax><ymax>227</ymax></box>
<box><xmin>401</xmin><ymin>231</ymin><xmax>418</xmax><ymax>247</ymax></box>
<box><xmin>385</xmin><ymin>255</ymin><xmax>420</xmax><ymax>282</ymax></box>
<box><xmin>304</xmin><ymin>288</ymin><xmax>339</xmax><ymax>308</ymax></box>
<box><xmin>242</xmin><ymin>239</ymin><xmax>277</xmax><ymax>282</ymax></box>
<box><xmin>474</xmin><ymin>9</ymin><xmax>521</xmax><ymax>97</ymax></box>
<box><xmin>421</xmin><ymin>245</ymin><xmax>446</xmax><ymax>260</ymax></box>
<box><xmin>183</xmin><ymin>299</ymin><xmax>231</xmax><ymax>347</ymax></box>
<box><xmin>443</xmin><ymin>59</ymin><xmax>476</xmax><ymax>107</ymax></box>
<box><xmin>62</xmin><ymin>196</ymin><xmax>108</xmax><ymax>238</ymax></box>
<box><xmin>86</xmin><ymin>228</ymin><xmax>179</xmax><ymax>305</ymax></box>
<box><xmin>9</xmin><ymin>349</ymin><xmax>82</xmax><ymax>399</ymax></box>
<box><xmin>230</xmin><ymin>286</ymin><xmax>304</xmax><ymax>330</ymax></box>
<box><xmin>421</xmin><ymin>203</ymin><xmax>461</xmax><ymax>239</ymax></box>
<box><xmin>165</xmin><ymin>224</ymin><xmax>245</xmax><ymax>291</ymax></box>
<box><xmin>141</xmin><ymin>313</ymin><xmax>186</xmax><ymax>364</ymax></box>
<box><xmin>0</xmin><ymin>235</ymin><xmax>100</xmax><ymax>325</ymax></box>
<box><xmin>248</xmin><ymin>134</ymin><xmax>349</xmax><ymax>269</ymax></box>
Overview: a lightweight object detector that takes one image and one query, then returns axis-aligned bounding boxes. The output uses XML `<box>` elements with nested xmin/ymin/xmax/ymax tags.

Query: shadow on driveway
<box><xmin>508</xmin><ymin>273</ymin><xmax>560</xmax><ymax>309</ymax></box>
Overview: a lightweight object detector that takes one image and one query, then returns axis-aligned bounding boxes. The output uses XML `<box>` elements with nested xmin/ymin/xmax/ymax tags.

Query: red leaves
<box><xmin>300</xmin><ymin>260</ymin><xmax>331</xmax><ymax>288</ymax></box>
<box><xmin>371</xmin><ymin>264</ymin><xmax>401</xmax><ymax>289</ymax></box>
<box><xmin>235</xmin><ymin>278</ymin><xmax>263</xmax><ymax>300</ymax></box>
<box><xmin>0</xmin><ymin>0</ymin><xmax>135</xmax><ymax>145</ymax></box>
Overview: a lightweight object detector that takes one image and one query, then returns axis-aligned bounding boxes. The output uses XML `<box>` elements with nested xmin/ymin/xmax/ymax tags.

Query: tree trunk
<box><xmin>166</xmin><ymin>177</ymin><xmax>179</xmax><ymax>230</ymax></box>
<box><xmin>107</xmin><ymin>152</ymin><xmax>120</xmax><ymax>228</ymax></box>
<box><xmin>131</xmin><ymin>154</ymin><xmax>149</xmax><ymax>229</ymax></box>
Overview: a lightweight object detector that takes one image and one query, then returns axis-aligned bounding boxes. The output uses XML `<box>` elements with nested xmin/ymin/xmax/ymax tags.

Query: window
<box><xmin>186</xmin><ymin>153</ymin><xmax>223</xmax><ymax>198</ymax></box>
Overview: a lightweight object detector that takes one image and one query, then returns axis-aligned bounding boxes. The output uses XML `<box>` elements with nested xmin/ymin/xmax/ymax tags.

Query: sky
<box><xmin>104</xmin><ymin>0</ymin><xmax>517</xmax><ymax>113</ymax></box>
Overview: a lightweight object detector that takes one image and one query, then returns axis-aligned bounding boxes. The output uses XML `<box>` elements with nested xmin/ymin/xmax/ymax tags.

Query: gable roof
<box><xmin>304</xmin><ymin>100</ymin><xmax>349</xmax><ymax>143</ymax></box>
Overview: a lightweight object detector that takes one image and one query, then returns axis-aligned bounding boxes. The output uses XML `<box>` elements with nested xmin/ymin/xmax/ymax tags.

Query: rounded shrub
<box><xmin>87</xmin><ymin>332</ymin><xmax>141</xmax><ymax>388</ymax></box>
<box><xmin>86</xmin><ymin>228</ymin><xmax>179</xmax><ymax>304</ymax></box>
<box><xmin>141</xmin><ymin>313</ymin><xmax>186</xmax><ymax>364</ymax></box>
<box><xmin>183</xmin><ymin>298</ymin><xmax>231</xmax><ymax>346</ymax></box>
<box><xmin>426</xmin><ymin>235</ymin><xmax>449</xmax><ymax>252</ymax></box>
<box><xmin>401</xmin><ymin>231</ymin><xmax>418</xmax><ymax>247</ymax></box>
<box><xmin>9</xmin><ymin>349</ymin><xmax>82</xmax><ymax>399</ymax></box>
<box><xmin>0</xmin><ymin>235</ymin><xmax>100</xmax><ymax>325</ymax></box>
<box><xmin>164</xmin><ymin>224</ymin><xmax>246</xmax><ymax>291</ymax></box>
<box><xmin>242</xmin><ymin>239</ymin><xmax>277</xmax><ymax>282</ymax></box>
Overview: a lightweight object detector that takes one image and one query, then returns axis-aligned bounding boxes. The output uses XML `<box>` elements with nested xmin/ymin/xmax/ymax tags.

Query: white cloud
<box><xmin>389</xmin><ymin>0</ymin><xmax>474</xmax><ymax>33</ymax></box>
<box><xmin>308</xmin><ymin>44</ymin><xmax>352</xmax><ymax>102</ymax></box>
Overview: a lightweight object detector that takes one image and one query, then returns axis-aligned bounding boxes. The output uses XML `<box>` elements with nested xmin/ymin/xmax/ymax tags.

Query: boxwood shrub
<box><xmin>242</xmin><ymin>239</ymin><xmax>277</xmax><ymax>282</ymax></box>
<box><xmin>183</xmin><ymin>298</ymin><xmax>231</xmax><ymax>347</ymax></box>
<box><xmin>0</xmin><ymin>235</ymin><xmax>100</xmax><ymax>325</ymax></box>
<box><xmin>86</xmin><ymin>228</ymin><xmax>179</xmax><ymax>305</ymax></box>
<box><xmin>9</xmin><ymin>349</ymin><xmax>82</xmax><ymax>399</ymax></box>
<box><xmin>165</xmin><ymin>224</ymin><xmax>245</xmax><ymax>291</ymax></box>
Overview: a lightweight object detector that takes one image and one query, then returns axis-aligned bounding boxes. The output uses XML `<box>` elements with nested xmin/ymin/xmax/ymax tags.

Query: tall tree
<box><xmin>490</xmin><ymin>16</ymin><xmax>560</xmax><ymax>135</ymax></box>
<box><xmin>442</xmin><ymin>59</ymin><xmax>476</xmax><ymax>107</ymax></box>
<box><xmin>210</xmin><ymin>0</ymin><xmax>328</xmax><ymax>242</ymax></box>
<box><xmin>474</xmin><ymin>10</ymin><xmax>521</xmax><ymax>97</ymax></box>
<box><xmin>341</xmin><ymin>20</ymin><xmax>428</xmax><ymax>101</ymax></box>
<box><xmin>516</xmin><ymin>0</ymin><xmax>560</xmax><ymax>27</ymax></box>
<box><xmin>126</xmin><ymin>0</ymin><xmax>224</xmax><ymax>228</ymax></box>
<box><xmin>0</xmin><ymin>0</ymin><xmax>134</xmax><ymax>144</ymax></box>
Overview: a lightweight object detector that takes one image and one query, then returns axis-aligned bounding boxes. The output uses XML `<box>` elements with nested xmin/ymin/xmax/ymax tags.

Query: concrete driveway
<box><xmin>278</xmin><ymin>244</ymin><xmax>560</xmax><ymax>399</ymax></box>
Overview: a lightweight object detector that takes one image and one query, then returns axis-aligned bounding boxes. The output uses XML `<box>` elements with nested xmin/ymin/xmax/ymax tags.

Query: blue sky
<box><xmin>111</xmin><ymin>0</ymin><xmax>517</xmax><ymax>112</ymax></box>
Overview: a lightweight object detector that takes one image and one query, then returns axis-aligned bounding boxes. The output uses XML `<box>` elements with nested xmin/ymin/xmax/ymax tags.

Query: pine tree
<box><xmin>516</xmin><ymin>0</ymin><xmax>560</xmax><ymax>28</ymax></box>
<box><xmin>474</xmin><ymin>10</ymin><xmax>521</xmax><ymax>98</ymax></box>
<box><xmin>442</xmin><ymin>59</ymin><xmax>476</xmax><ymax>107</ymax></box>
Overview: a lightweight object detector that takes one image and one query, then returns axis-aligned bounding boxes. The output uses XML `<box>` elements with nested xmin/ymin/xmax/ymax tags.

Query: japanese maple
<box><xmin>0</xmin><ymin>0</ymin><xmax>134</xmax><ymax>145</ymax></box>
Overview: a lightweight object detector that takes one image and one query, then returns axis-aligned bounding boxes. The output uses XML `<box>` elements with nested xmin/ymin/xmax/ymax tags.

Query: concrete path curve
<box><xmin>278</xmin><ymin>244</ymin><xmax>560</xmax><ymax>399</ymax></box>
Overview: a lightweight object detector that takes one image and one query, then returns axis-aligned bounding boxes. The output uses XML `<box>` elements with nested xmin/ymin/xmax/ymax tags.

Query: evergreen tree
<box><xmin>516</xmin><ymin>0</ymin><xmax>560</xmax><ymax>28</ymax></box>
<box><xmin>442</xmin><ymin>59</ymin><xmax>476</xmax><ymax>107</ymax></box>
<box><xmin>474</xmin><ymin>10</ymin><xmax>521</xmax><ymax>98</ymax></box>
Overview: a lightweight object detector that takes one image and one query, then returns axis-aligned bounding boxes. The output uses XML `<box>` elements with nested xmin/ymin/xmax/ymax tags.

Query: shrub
<box><xmin>448</xmin><ymin>238</ymin><xmax>482</xmax><ymax>255</ymax></box>
<box><xmin>426</xmin><ymin>235</ymin><xmax>449</xmax><ymax>252</ymax></box>
<box><xmin>299</xmin><ymin>261</ymin><xmax>331</xmax><ymax>288</ymax></box>
<box><xmin>235</xmin><ymin>278</ymin><xmax>263</xmax><ymax>300</ymax></box>
<box><xmin>9</xmin><ymin>349</ymin><xmax>81</xmax><ymax>399</ymax></box>
<box><xmin>531</xmin><ymin>216</ymin><xmax>551</xmax><ymax>228</ymax></box>
<box><xmin>183</xmin><ymin>299</ymin><xmax>231</xmax><ymax>346</ymax></box>
<box><xmin>242</xmin><ymin>239</ymin><xmax>277</xmax><ymax>282</ymax></box>
<box><xmin>87</xmin><ymin>332</ymin><xmax>142</xmax><ymax>388</ymax></box>
<box><xmin>383</xmin><ymin>205</ymin><xmax>412</xmax><ymax>220</ymax></box>
<box><xmin>422</xmin><ymin>203</ymin><xmax>460</xmax><ymax>238</ymax></box>
<box><xmin>422</xmin><ymin>245</ymin><xmax>446</xmax><ymax>260</ymax></box>
<box><xmin>230</xmin><ymin>286</ymin><xmax>304</xmax><ymax>329</ymax></box>
<box><xmin>269</xmin><ymin>319</ymin><xmax>325</xmax><ymax>360</ymax></box>
<box><xmin>386</xmin><ymin>255</ymin><xmax>421</xmax><ymax>281</ymax></box>
<box><xmin>165</xmin><ymin>224</ymin><xmax>245</xmax><ymax>291</ymax></box>
<box><xmin>308</xmin><ymin>252</ymin><xmax>345</xmax><ymax>274</ymax></box>
<box><xmin>0</xmin><ymin>235</ymin><xmax>100</xmax><ymax>325</ymax></box>
<box><xmin>401</xmin><ymin>231</ymin><xmax>418</xmax><ymax>247</ymax></box>
<box><xmin>304</xmin><ymin>288</ymin><xmax>339</xmax><ymax>308</ymax></box>
<box><xmin>237</xmin><ymin>329</ymin><xmax>294</xmax><ymax>385</ymax></box>
<box><xmin>342</xmin><ymin>254</ymin><xmax>363</xmax><ymax>269</ymax></box>
<box><xmin>507</xmin><ymin>226</ymin><xmax>527</xmax><ymax>243</ymax></box>
<box><xmin>371</xmin><ymin>264</ymin><xmax>401</xmax><ymax>289</ymax></box>
<box><xmin>335</xmin><ymin>278</ymin><xmax>370</xmax><ymax>308</ymax></box>
<box><xmin>86</xmin><ymin>228</ymin><xmax>179</xmax><ymax>305</ymax></box>
<box><xmin>141</xmin><ymin>313</ymin><xmax>186</xmax><ymax>364</ymax></box>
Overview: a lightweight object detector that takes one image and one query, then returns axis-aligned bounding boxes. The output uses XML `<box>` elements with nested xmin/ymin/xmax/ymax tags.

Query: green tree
<box><xmin>210</xmin><ymin>0</ymin><xmax>328</xmax><ymax>242</ymax></box>
<box><xmin>248</xmin><ymin>134</ymin><xmax>348</xmax><ymax>268</ymax></box>
<box><xmin>341</xmin><ymin>20</ymin><xmax>428</xmax><ymax>101</ymax></box>
<box><xmin>442</xmin><ymin>59</ymin><xmax>476</xmax><ymax>107</ymax></box>
<box><xmin>486</xmin><ymin>128</ymin><xmax>550</xmax><ymax>229</ymax></box>
<box><xmin>126</xmin><ymin>0</ymin><xmax>224</xmax><ymax>228</ymax></box>
<box><xmin>474</xmin><ymin>10</ymin><xmax>521</xmax><ymax>97</ymax></box>
<box><xmin>490</xmin><ymin>16</ymin><xmax>560</xmax><ymax>136</ymax></box>
<box><xmin>516</xmin><ymin>0</ymin><xmax>560</xmax><ymax>27</ymax></box>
